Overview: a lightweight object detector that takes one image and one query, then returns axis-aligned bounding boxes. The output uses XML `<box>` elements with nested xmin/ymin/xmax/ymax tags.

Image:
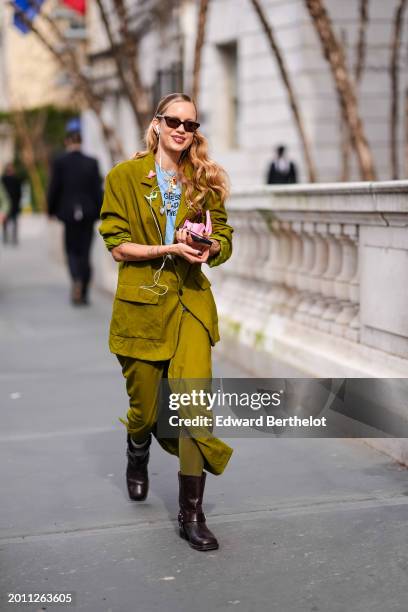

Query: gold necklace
<box><xmin>166</xmin><ymin>174</ymin><xmax>178</xmax><ymax>193</ymax></box>
<box><xmin>160</xmin><ymin>169</ymin><xmax>178</xmax><ymax>211</ymax></box>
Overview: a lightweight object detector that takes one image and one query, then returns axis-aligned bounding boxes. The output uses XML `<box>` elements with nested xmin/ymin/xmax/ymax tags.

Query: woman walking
<box><xmin>99</xmin><ymin>93</ymin><xmax>233</xmax><ymax>551</ymax></box>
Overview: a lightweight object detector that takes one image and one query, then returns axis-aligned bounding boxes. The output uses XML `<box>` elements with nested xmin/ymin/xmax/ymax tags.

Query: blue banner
<box><xmin>12</xmin><ymin>0</ymin><xmax>45</xmax><ymax>34</ymax></box>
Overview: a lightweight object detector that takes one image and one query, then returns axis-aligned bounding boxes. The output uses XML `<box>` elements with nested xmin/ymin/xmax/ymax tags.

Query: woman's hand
<box><xmin>171</xmin><ymin>240</ymin><xmax>210</xmax><ymax>264</ymax></box>
<box><xmin>175</xmin><ymin>228</ymin><xmax>220</xmax><ymax>263</ymax></box>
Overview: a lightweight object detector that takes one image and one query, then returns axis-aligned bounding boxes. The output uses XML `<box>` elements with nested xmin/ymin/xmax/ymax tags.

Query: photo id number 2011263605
<box><xmin>7</xmin><ymin>593</ymin><xmax>74</xmax><ymax>605</ymax></box>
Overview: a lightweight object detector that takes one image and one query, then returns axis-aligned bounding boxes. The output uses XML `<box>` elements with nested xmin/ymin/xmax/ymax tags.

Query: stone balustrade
<box><xmin>209</xmin><ymin>181</ymin><xmax>408</xmax><ymax>378</ymax></box>
<box><xmin>89</xmin><ymin>179</ymin><xmax>408</xmax><ymax>378</ymax></box>
<box><xmin>83</xmin><ymin>181</ymin><xmax>408</xmax><ymax>464</ymax></box>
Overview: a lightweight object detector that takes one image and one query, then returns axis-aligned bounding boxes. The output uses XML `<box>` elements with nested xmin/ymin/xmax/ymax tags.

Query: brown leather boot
<box><xmin>126</xmin><ymin>434</ymin><xmax>151</xmax><ymax>501</ymax></box>
<box><xmin>71</xmin><ymin>280</ymin><xmax>83</xmax><ymax>305</ymax></box>
<box><xmin>178</xmin><ymin>472</ymin><xmax>219</xmax><ymax>551</ymax></box>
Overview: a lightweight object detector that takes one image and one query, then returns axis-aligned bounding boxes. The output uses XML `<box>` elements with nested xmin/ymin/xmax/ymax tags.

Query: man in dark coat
<box><xmin>47</xmin><ymin>120</ymin><xmax>103</xmax><ymax>305</ymax></box>
<box><xmin>267</xmin><ymin>145</ymin><xmax>298</xmax><ymax>184</ymax></box>
<box><xmin>1</xmin><ymin>162</ymin><xmax>23</xmax><ymax>245</ymax></box>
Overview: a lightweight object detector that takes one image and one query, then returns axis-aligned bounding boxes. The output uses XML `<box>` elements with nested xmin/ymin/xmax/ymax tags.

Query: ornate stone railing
<box><xmin>210</xmin><ymin>181</ymin><xmax>408</xmax><ymax>378</ymax></box>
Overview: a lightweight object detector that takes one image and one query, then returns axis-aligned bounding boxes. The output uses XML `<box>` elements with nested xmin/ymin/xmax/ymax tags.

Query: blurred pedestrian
<box><xmin>1</xmin><ymin>162</ymin><xmax>22</xmax><ymax>245</ymax></box>
<box><xmin>0</xmin><ymin>179</ymin><xmax>11</xmax><ymax>230</ymax></box>
<box><xmin>267</xmin><ymin>144</ymin><xmax>298</xmax><ymax>184</ymax></box>
<box><xmin>47</xmin><ymin>119</ymin><xmax>103</xmax><ymax>305</ymax></box>
<box><xmin>99</xmin><ymin>92</ymin><xmax>233</xmax><ymax>552</ymax></box>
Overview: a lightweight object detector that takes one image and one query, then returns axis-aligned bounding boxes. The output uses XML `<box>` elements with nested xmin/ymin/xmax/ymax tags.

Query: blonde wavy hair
<box><xmin>132</xmin><ymin>93</ymin><xmax>230</xmax><ymax>212</ymax></box>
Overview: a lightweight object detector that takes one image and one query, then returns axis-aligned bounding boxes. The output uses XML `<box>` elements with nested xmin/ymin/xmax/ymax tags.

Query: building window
<box><xmin>152</xmin><ymin>62</ymin><xmax>183</xmax><ymax>110</ymax></box>
<box><xmin>216</xmin><ymin>41</ymin><xmax>239</xmax><ymax>149</ymax></box>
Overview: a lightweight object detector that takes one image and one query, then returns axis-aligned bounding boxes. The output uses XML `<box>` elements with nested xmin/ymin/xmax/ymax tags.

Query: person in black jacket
<box><xmin>47</xmin><ymin>122</ymin><xmax>103</xmax><ymax>305</ymax></box>
<box><xmin>267</xmin><ymin>145</ymin><xmax>298</xmax><ymax>184</ymax></box>
<box><xmin>1</xmin><ymin>162</ymin><xmax>23</xmax><ymax>245</ymax></box>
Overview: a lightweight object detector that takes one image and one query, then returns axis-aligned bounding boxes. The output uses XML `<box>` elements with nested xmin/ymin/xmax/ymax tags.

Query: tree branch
<box><xmin>192</xmin><ymin>0</ymin><xmax>210</xmax><ymax>103</ymax></box>
<box><xmin>250</xmin><ymin>0</ymin><xmax>317</xmax><ymax>182</ymax></box>
<box><xmin>112</xmin><ymin>0</ymin><xmax>151</xmax><ymax>130</ymax></box>
<box><xmin>390</xmin><ymin>0</ymin><xmax>407</xmax><ymax>179</ymax></box>
<box><xmin>355</xmin><ymin>0</ymin><xmax>369</xmax><ymax>84</ymax></box>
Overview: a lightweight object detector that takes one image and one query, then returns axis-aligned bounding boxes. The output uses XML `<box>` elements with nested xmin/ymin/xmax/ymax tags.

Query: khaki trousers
<box><xmin>117</xmin><ymin>309</ymin><xmax>233</xmax><ymax>476</ymax></box>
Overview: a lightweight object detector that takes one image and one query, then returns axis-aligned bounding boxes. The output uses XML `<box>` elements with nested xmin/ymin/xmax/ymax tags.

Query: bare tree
<box><xmin>390</xmin><ymin>0</ymin><xmax>407</xmax><ymax>179</ymax></box>
<box><xmin>95</xmin><ymin>0</ymin><xmax>141</xmax><ymax>122</ymax></box>
<box><xmin>10</xmin><ymin>1</ymin><xmax>125</xmax><ymax>163</ymax></box>
<box><xmin>249</xmin><ymin>0</ymin><xmax>317</xmax><ymax>182</ymax></box>
<box><xmin>192</xmin><ymin>0</ymin><xmax>210</xmax><ymax>103</ymax></box>
<box><xmin>111</xmin><ymin>0</ymin><xmax>152</xmax><ymax>131</ymax></box>
<box><xmin>304</xmin><ymin>0</ymin><xmax>377</xmax><ymax>181</ymax></box>
<box><xmin>11</xmin><ymin>108</ymin><xmax>47</xmax><ymax>211</ymax></box>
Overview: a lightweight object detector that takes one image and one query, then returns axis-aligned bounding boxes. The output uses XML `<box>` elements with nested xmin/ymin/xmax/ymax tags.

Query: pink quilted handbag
<box><xmin>182</xmin><ymin>210</ymin><xmax>212</xmax><ymax>236</ymax></box>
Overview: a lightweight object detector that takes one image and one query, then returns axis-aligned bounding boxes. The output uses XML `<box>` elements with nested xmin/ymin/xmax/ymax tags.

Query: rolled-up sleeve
<box><xmin>99</xmin><ymin>171</ymin><xmax>131</xmax><ymax>252</ymax></box>
<box><xmin>206</xmin><ymin>190</ymin><xmax>233</xmax><ymax>268</ymax></box>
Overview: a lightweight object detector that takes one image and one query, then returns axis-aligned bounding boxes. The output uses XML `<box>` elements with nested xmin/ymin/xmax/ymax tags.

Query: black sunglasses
<box><xmin>156</xmin><ymin>114</ymin><xmax>200</xmax><ymax>133</ymax></box>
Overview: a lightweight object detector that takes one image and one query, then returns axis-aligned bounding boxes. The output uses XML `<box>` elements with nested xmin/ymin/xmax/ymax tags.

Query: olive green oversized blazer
<box><xmin>99</xmin><ymin>151</ymin><xmax>233</xmax><ymax>361</ymax></box>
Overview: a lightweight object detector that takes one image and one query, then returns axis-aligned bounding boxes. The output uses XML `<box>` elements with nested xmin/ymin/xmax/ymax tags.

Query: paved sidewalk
<box><xmin>1</xmin><ymin>215</ymin><xmax>407</xmax><ymax>612</ymax></box>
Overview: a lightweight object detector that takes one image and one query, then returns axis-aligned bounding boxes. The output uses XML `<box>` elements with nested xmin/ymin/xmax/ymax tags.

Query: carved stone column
<box><xmin>332</xmin><ymin>224</ymin><xmax>359</xmax><ymax>337</ymax></box>
<box><xmin>318</xmin><ymin>224</ymin><xmax>343</xmax><ymax>333</ymax></box>
<box><xmin>294</xmin><ymin>222</ymin><xmax>318</xmax><ymax>324</ymax></box>
<box><xmin>308</xmin><ymin>222</ymin><xmax>330</xmax><ymax>328</ymax></box>
<box><xmin>284</xmin><ymin>222</ymin><xmax>303</xmax><ymax>316</ymax></box>
<box><xmin>344</xmin><ymin>226</ymin><xmax>360</xmax><ymax>342</ymax></box>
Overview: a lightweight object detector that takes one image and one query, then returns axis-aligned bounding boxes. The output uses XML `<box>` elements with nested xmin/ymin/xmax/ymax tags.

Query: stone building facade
<box><xmin>84</xmin><ymin>0</ymin><xmax>408</xmax><ymax>184</ymax></box>
<box><xmin>200</xmin><ymin>0</ymin><xmax>408</xmax><ymax>185</ymax></box>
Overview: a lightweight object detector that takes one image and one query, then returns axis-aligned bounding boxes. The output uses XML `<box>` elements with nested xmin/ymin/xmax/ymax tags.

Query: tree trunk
<box><xmin>250</xmin><ymin>0</ymin><xmax>317</xmax><ymax>182</ymax></box>
<box><xmin>304</xmin><ymin>0</ymin><xmax>377</xmax><ymax>181</ymax></box>
<box><xmin>405</xmin><ymin>89</ymin><xmax>408</xmax><ymax>177</ymax></box>
<box><xmin>192</xmin><ymin>0</ymin><xmax>210</xmax><ymax>103</ymax></box>
<box><xmin>390</xmin><ymin>0</ymin><xmax>407</xmax><ymax>179</ymax></box>
<box><xmin>11</xmin><ymin>109</ymin><xmax>46</xmax><ymax>212</ymax></box>
<box><xmin>340</xmin><ymin>2</ymin><xmax>369</xmax><ymax>181</ymax></box>
<box><xmin>339</xmin><ymin>30</ymin><xmax>351</xmax><ymax>181</ymax></box>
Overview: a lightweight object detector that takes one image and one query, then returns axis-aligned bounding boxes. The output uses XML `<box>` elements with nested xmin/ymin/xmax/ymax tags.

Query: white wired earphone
<box><xmin>139</xmin><ymin>123</ymin><xmax>170</xmax><ymax>296</ymax></box>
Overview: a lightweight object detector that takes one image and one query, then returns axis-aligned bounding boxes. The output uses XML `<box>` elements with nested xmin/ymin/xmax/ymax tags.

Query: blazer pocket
<box><xmin>116</xmin><ymin>284</ymin><xmax>159</xmax><ymax>304</ymax></box>
<box><xmin>111</xmin><ymin>283</ymin><xmax>162</xmax><ymax>339</ymax></box>
<box><xmin>193</xmin><ymin>272</ymin><xmax>212</xmax><ymax>290</ymax></box>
